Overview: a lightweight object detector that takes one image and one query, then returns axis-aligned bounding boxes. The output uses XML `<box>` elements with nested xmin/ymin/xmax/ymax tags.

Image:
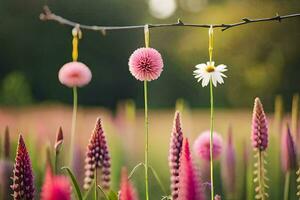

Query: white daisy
<box><xmin>193</xmin><ymin>61</ymin><xmax>227</xmax><ymax>87</ymax></box>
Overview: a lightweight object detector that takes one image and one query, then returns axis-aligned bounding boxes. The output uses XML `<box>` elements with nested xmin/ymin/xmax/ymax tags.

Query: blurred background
<box><xmin>0</xmin><ymin>0</ymin><xmax>300</xmax><ymax>199</ymax></box>
<box><xmin>0</xmin><ymin>0</ymin><xmax>299</xmax><ymax>110</ymax></box>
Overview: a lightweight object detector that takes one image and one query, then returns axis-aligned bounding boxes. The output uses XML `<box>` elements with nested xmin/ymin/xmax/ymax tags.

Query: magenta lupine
<box><xmin>281</xmin><ymin>125</ymin><xmax>297</xmax><ymax>172</ymax></box>
<box><xmin>83</xmin><ymin>118</ymin><xmax>111</xmax><ymax>190</ymax></box>
<box><xmin>11</xmin><ymin>134</ymin><xmax>35</xmax><ymax>200</ymax></box>
<box><xmin>41</xmin><ymin>167</ymin><xmax>71</xmax><ymax>200</ymax></box>
<box><xmin>252</xmin><ymin>98</ymin><xmax>268</xmax><ymax>151</ymax></box>
<box><xmin>168</xmin><ymin>111</ymin><xmax>184</xmax><ymax>200</ymax></box>
<box><xmin>178</xmin><ymin>138</ymin><xmax>204</xmax><ymax>200</ymax></box>
<box><xmin>251</xmin><ymin>98</ymin><xmax>269</xmax><ymax>200</ymax></box>
<box><xmin>221</xmin><ymin>126</ymin><xmax>236</xmax><ymax>198</ymax></box>
<box><xmin>119</xmin><ymin>167</ymin><xmax>139</xmax><ymax>200</ymax></box>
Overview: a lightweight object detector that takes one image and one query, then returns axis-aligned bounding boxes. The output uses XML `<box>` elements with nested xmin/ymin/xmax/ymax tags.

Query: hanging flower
<box><xmin>83</xmin><ymin>117</ymin><xmax>111</xmax><ymax>190</ymax></box>
<box><xmin>119</xmin><ymin>167</ymin><xmax>139</xmax><ymax>200</ymax></box>
<box><xmin>128</xmin><ymin>48</ymin><xmax>163</xmax><ymax>81</ymax></box>
<box><xmin>58</xmin><ymin>61</ymin><xmax>92</xmax><ymax>87</ymax></box>
<box><xmin>41</xmin><ymin>167</ymin><xmax>71</xmax><ymax>200</ymax></box>
<box><xmin>193</xmin><ymin>61</ymin><xmax>227</xmax><ymax>87</ymax></box>
<box><xmin>178</xmin><ymin>138</ymin><xmax>204</xmax><ymax>200</ymax></box>
<box><xmin>193</xmin><ymin>130</ymin><xmax>223</xmax><ymax>161</ymax></box>
<box><xmin>11</xmin><ymin>134</ymin><xmax>35</xmax><ymax>200</ymax></box>
<box><xmin>168</xmin><ymin>111</ymin><xmax>184</xmax><ymax>200</ymax></box>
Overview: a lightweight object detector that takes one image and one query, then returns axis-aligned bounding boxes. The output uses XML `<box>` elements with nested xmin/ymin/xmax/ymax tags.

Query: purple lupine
<box><xmin>168</xmin><ymin>111</ymin><xmax>184</xmax><ymax>200</ymax></box>
<box><xmin>252</xmin><ymin>98</ymin><xmax>268</xmax><ymax>151</ymax></box>
<box><xmin>4</xmin><ymin>126</ymin><xmax>10</xmax><ymax>159</ymax></box>
<box><xmin>11</xmin><ymin>134</ymin><xmax>35</xmax><ymax>200</ymax></box>
<box><xmin>281</xmin><ymin>124</ymin><xmax>297</xmax><ymax>172</ymax></box>
<box><xmin>83</xmin><ymin>117</ymin><xmax>111</xmax><ymax>190</ymax></box>
<box><xmin>178</xmin><ymin>138</ymin><xmax>204</xmax><ymax>200</ymax></box>
<box><xmin>221</xmin><ymin>126</ymin><xmax>236</xmax><ymax>197</ymax></box>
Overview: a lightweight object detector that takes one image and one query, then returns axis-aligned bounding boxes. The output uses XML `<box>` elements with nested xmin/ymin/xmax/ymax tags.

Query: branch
<box><xmin>40</xmin><ymin>6</ymin><xmax>300</xmax><ymax>33</ymax></box>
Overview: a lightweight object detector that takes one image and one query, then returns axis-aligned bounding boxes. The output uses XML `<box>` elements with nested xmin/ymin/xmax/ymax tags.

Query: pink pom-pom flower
<box><xmin>193</xmin><ymin>130</ymin><xmax>223</xmax><ymax>161</ymax></box>
<box><xmin>128</xmin><ymin>48</ymin><xmax>163</xmax><ymax>81</ymax></box>
<box><xmin>58</xmin><ymin>61</ymin><xmax>92</xmax><ymax>87</ymax></box>
<box><xmin>41</xmin><ymin>167</ymin><xmax>71</xmax><ymax>200</ymax></box>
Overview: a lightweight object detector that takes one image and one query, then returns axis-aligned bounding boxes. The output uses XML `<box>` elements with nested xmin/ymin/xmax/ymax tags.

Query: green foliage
<box><xmin>0</xmin><ymin>71</ymin><xmax>33</xmax><ymax>106</ymax></box>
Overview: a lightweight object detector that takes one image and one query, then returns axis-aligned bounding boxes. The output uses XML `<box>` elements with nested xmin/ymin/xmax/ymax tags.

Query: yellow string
<box><xmin>209</xmin><ymin>25</ymin><xmax>214</xmax><ymax>62</ymax></box>
<box><xmin>144</xmin><ymin>24</ymin><xmax>150</xmax><ymax>48</ymax></box>
<box><xmin>72</xmin><ymin>36</ymin><xmax>78</xmax><ymax>61</ymax></box>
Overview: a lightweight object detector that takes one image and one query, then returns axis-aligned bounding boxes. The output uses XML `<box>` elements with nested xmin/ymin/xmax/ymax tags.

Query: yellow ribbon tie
<box><xmin>208</xmin><ymin>25</ymin><xmax>214</xmax><ymax>63</ymax></box>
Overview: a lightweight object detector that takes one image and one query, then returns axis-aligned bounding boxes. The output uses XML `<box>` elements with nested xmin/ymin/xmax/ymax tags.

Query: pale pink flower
<box><xmin>128</xmin><ymin>48</ymin><xmax>163</xmax><ymax>81</ymax></box>
<box><xmin>41</xmin><ymin>167</ymin><xmax>71</xmax><ymax>200</ymax></box>
<box><xmin>58</xmin><ymin>61</ymin><xmax>92</xmax><ymax>87</ymax></box>
<box><xmin>193</xmin><ymin>131</ymin><xmax>223</xmax><ymax>161</ymax></box>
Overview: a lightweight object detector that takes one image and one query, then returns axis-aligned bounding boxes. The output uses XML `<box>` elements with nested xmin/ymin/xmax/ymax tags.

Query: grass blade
<box><xmin>61</xmin><ymin>166</ymin><xmax>83</xmax><ymax>200</ymax></box>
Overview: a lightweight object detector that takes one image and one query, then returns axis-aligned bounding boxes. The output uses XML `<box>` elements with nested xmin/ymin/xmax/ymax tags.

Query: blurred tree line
<box><xmin>0</xmin><ymin>0</ymin><xmax>299</xmax><ymax>110</ymax></box>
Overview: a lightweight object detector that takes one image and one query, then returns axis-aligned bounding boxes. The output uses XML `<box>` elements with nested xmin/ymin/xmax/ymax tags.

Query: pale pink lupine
<box><xmin>58</xmin><ymin>61</ymin><xmax>92</xmax><ymax>87</ymax></box>
<box><xmin>128</xmin><ymin>48</ymin><xmax>163</xmax><ymax>81</ymax></box>
<box><xmin>193</xmin><ymin>131</ymin><xmax>223</xmax><ymax>161</ymax></box>
<box><xmin>251</xmin><ymin>98</ymin><xmax>268</xmax><ymax>151</ymax></box>
<box><xmin>178</xmin><ymin>138</ymin><xmax>204</xmax><ymax>200</ymax></box>
<box><xmin>41</xmin><ymin>167</ymin><xmax>71</xmax><ymax>200</ymax></box>
<box><xmin>168</xmin><ymin>111</ymin><xmax>184</xmax><ymax>200</ymax></box>
<box><xmin>281</xmin><ymin>125</ymin><xmax>297</xmax><ymax>172</ymax></box>
<box><xmin>119</xmin><ymin>167</ymin><xmax>139</xmax><ymax>200</ymax></box>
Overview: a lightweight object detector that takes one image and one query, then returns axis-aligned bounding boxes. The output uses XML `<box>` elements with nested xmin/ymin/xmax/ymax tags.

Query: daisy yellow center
<box><xmin>206</xmin><ymin>65</ymin><xmax>215</xmax><ymax>73</ymax></box>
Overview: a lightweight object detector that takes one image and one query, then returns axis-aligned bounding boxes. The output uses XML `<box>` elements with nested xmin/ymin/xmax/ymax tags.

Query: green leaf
<box><xmin>149</xmin><ymin>165</ymin><xmax>167</xmax><ymax>195</ymax></box>
<box><xmin>97</xmin><ymin>185</ymin><xmax>109</xmax><ymax>200</ymax></box>
<box><xmin>61</xmin><ymin>167</ymin><xmax>83</xmax><ymax>200</ymax></box>
<box><xmin>107</xmin><ymin>190</ymin><xmax>118</xmax><ymax>200</ymax></box>
<box><xmin>83</xmin><ymin>179</ymin><xmax>95</xmax><ymax>200</ymax></box>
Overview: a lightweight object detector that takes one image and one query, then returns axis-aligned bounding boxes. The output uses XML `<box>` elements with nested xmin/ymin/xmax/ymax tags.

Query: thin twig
<box><xmin>40</xmin><ymin>6</ymin><xmax>300</xmax><ymax>33</ymax></box>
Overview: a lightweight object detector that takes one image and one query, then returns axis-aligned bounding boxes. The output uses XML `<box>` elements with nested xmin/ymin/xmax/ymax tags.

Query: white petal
<box><xmin>195</xmin><ymin>63</ymin><xmax>207</xmax><ymax>70</ymax></box>
<box><xmin>215</xmin><ymin>73</ymin><xmax>224</xmax><ymax>84</ymax></box>
<box><xmin>207</xmin><ymin>61</ymin><xmax>215</xmax><ymax>67</ymax></box>
<box><xmin>211</xmin><ymin>74</ymin><xmax>217</xmax><ymax>87</ymax></box>
<box><xmin>216</xmin><ymin>64</ymin><xmax>227</xmax><ymax>72</ymax></box>
<box><xmin>202</xmin><ymin>74</ymin><xmax>210</xmax><ymax>87</ymax></box>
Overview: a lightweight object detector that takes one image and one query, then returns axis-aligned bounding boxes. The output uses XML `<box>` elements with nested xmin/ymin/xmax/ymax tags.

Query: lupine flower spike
<box><xmin>168</xmin><ymin>111</ymin><xmax>184</xmax><ymax>200</ymax></box>
<box><xmin>281</xmin><ymin>125</ymin><xmax>296</xmax><ymax>200</ymax></box>
<box><xmin>193</xmin><ymin>131</ymin><xmax>223</xmax><ymax>162</ymax></box>
<box><xmin>251</xmin><ymin>98</ymin><xmax>269</xmax><ymax>200</ymax></box>
<box><xmin>84</xmin><ymin>117</ymin><xmax>111</xmax><ymax>190</ymax></box>
<box><xmin>178</xmin><ymin>138</ymin><xmax>204</xmax><ymax>200</ymax></box>
<box><xmin>41</xmin><ymin>167</ymin><xmax>71</xmax><ymax>200</ymax></box>
<box><xmin>221</xmin><ymin>126</ymin><xmax>236</xmax><ymax>199</ymax></box>
<box><xmin>11</xmin><ymin>134</ymin><xmax>35</xmax><ymax>200</ymax></box>
<box><xmin>119</xmin><ymin>167</ymin><xmax>139</xmax><ymax>200</ymax></box>
<box><xmin>4</xmin><ymin>126</ymin><xmax>10</xmax><ymax>159</ymax></box>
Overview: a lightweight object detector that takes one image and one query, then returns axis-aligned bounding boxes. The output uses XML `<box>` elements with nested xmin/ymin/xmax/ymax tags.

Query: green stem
<box><xmin>70</xmin><ymin>86</ymin><xmax>78</xmax><ymax>165</ymax></box>
<box><xmin>144</xmin><ymin>80</ymin><xmax>149</xmax><ymax>200</ymax></box>
<box><xmin>284</xmin><ymin>171</ymin><xmax>290</xmax><ymax>200</ymax></box>
<box><xmin>209</xmin><ymin>80</ymin><xmax>214</xmax><ymax>200</ymax></box>
<box><xmin>54</xmin><ymin>151</ymin><xmax>59</xmax><ymax>174</ymax></box>
<box><xmin>95</xmin><ymin>168</ymin><xmax>98</xmax><ymax>200</ymax></box>
<box><xmin>258</xmin><ymin>151</ymin><xmax>266</xmax><ymax>200</ymax></box>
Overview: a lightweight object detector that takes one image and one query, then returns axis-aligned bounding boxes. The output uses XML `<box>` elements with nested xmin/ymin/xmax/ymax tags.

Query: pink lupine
<box><xmin>41</xmin><ymin>167</ymin><xmax>71</xmax><ymax>200</ymax></box>
<box><xmin>58</xmin><ymin>61</ymin><xmax>92</xmax><ymax>87</ymax></box>
<box><xmin>168</xmin><ymin>111</ymin><xmax>184</xmax><ymax>200</ymax></box>
<box><xmin>128</xmin><ymin>47</ymin><xmax>163</xmax><ymax>81</ymax></box>
<box><xmin>221</xmin><ymin>126</ymin><xmax>236</xmax><ymax>197</ymax></box>
<box><xmin>83</xmin><ymin>117</ymin><xmax>111</xmax><ymax>190</ymax></box>
<box><xmin>11</xmin><ymin>134</ymin><xmax>35</xmax><ymax>200</ymax></box>
<box><xmin>251</xmin><ymin>98</ymin><xmax>268</xmax><ymax>151</ymax></box>
<box><xmin>281</xmin><ymin>124</ymin><xmax>297</xmax><ymax>172</ymax></box>
<box><xmin>178</xmin><ymin>138</ymin><xmax>204</xmax><ymax>200</ymax></box>
<box><xmin>119</xmin><ymin>167</ymin><xmax>139</xmax><ymax>200</ymax></box>
<box><xmin>193</xmin><ymin>131</ymin><xmax>223</xmax><ymax>161</ymax></box>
